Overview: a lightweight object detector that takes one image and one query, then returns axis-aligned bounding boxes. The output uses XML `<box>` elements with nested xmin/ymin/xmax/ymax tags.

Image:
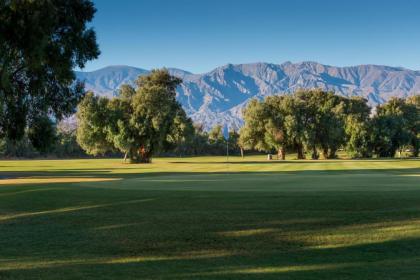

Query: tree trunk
<box><xmin>411</xmin><ymin>138</ymin><xmax>419</xmax><ymax>157</ymax></box>
<box><xmin>240</xmin><ymin>147</ymin><xmax>244</xmax><ymax>158</ymax></box>
<box><xmin>311</xmin><ymin>146</ymin><xmax>319</xmax><ymax>160</ymax></box>
<box><xmin>278</xmin><ymin>146</ymin><xmax>286</xmax><ymax>160</ymax></box>
<box><xmin>328</xmin><ymin>148</ymin><xmax>337</xmax><ymax>159</ymax></box>
<box><xmin>139</xmin><ymin>146</ymin><xmax>152</xmax><ymax>163</ymax></box>
<box><xmin>296</xmin><ymin>143</ymin><xmax>305</xmax><ymax>159</ymax></box>
<box><xmin>128</xmin><ymin>147</ymin><xmax>138</xmax><ymax>163</ymax></box>
<box><xmin>123</xmin><ymin>151</ymin><xmax>128</xmax><ymax>163</ymax></box>
<box><xmin>413</xmin><ymin>147</ymin><xmax>419</xmax><ymax>157</ymax></box>
<box><xmin>321</xmin><ymin>147</ymin><xmax>328</xmax><ymax>159</ymax></box>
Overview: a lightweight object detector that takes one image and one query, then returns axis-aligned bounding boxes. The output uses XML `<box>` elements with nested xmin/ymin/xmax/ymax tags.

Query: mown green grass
<box><xmin>0</xmin><ymin>156</ymin><xmax>419</xmax><ymax>279</ymax></box>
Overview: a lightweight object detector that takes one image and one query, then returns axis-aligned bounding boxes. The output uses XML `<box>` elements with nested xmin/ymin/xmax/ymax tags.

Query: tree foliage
<box><xmin>0</xmin><ymin>0</ymin><xmax>100</xmax><ymax>140</ymax></box>
<box><xmin>240</xmin><ymin>90</ymin><xmax>419</xmax><ymax>159</ymax></box>
<box><xmin>240</xmin><ymin>89</ymin><xmax>351</xmax><ymax>159</ymax></box>
<box><xmin>76</xmin><ymin>92</ymin><xmax>113</xmax><ymax>156</ymax></box>
<box><xmin>343</xmin><ymin>97</ymin><xmax>372</xmax><ymax>158</ymax></box>
<box><xmin>372</xmin><ymin>97</ymin><xmax>418</xmax><ymax>157</ymax></box>
<box><xmin>76</xmin><ymin>69</ymin><xmax>193</xmax><ymax>163</ymax></box>
<box><xmin>27</xmin><ymin>115</ymin><xmax>57</xmax><ymax>155</ymax></box>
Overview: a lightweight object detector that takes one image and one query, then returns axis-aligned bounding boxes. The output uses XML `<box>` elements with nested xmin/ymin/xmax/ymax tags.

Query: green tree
<box><xmin>372</xmin><ymin>98</ymin><xmax>413</xmax><ymax>157</ymax></box>
<box><xmin>282</xmin><ymin>94</ymin><xmax>307</xmax><ymax>159</ymax></box>
<box><xmin>55</xmin><ymin>121</ymin><xmax>85</xmax><ymax>157</ymax></box>
<box><xmin>104</xmin><ymin>87</ymin><xmax>135</xmax><ymax>161</ymax></box>
<box><xmin>166</xmin><ymin>108</ymin><xmax>194</xmax><ymax>157</ymax></box>
<box><xmin>344</xmin><ymin>97</ymin><xmax>373</xmax><ymax>158</ymax></box>
<box><xmin>128</xmin><ymin>70</ymin><xmax>184</xmax><ymax>162</ymax></box>
<box><xmin>239</xmin><ymin>99</ymin><xmax>270</xmax><ymax>153</ymax></box>
<box><xmin>76</xmin><ymin>69</ymin><xmax>188</xmax><ymax>163</ymax></box>
<box><xmin>189</xmin><ymin>124</ymin><xmax>212</xmax><ymax>155</ymax></box>
<box><xmin>76</xmin><ymin>92</ymin><xmax>113</xmax><ymax>156</ymax></box>
<box><xmin>264</xmin><ymin>96</ymin><xmax>288</xmax><ymax>159</ymax></box>
<box><xmin>27</xmin><ymin>115</ymin><xmax>57</xmax><ymax>155</ymax></box>
<box><xmin>227</xmin><ymin>130</ymin><xmax>241</xmax><ymax>156</ymax></box>
<box><xmin>292</xmin><ymin>89</ymin><xmax>346</xmax><ymax>159</ymax></box>
<box><xmin>316</xmin><ymin>93</ymin><xmax>346</xmax><ymax>159</ymax></box>
<box><xmin>0</xmin><ymin>133</ymin><xmax>38</xmax><ymax>158</ymax></box>
<box><xmin>208</xmin><ymin>125</ymin><xmax>225</xmax><ymax>144</ymax></box>
<box><xmin>0</xmin><ymin>0</ymin><xmax>100</xmax><ymax>141</ymax></box>
<box><xmin>208</xmin><ymin>125</ymin><xmax>226</xmax><ymax>154</ymax></box>
<box><xmin>405</xmin><ymin>95</ymin><xmax>420</xmax><ymax>157</ymax></box>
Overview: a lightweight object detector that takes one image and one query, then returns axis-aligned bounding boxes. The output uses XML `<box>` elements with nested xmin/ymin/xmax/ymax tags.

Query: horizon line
<box><xmin>76</xmin><ymin>60</ymin><xmax>418</xmax><ymax>74</ymax></box>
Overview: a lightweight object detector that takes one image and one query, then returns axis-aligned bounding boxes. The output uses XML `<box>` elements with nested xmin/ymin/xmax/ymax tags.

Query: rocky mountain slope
<box><xmin>76</xmin><ymin>61</ymin><xmax>420</xmax><ymax>130</ymax></box>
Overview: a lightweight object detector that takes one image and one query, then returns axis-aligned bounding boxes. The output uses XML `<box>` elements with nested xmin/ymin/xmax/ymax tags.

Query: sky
<box><xmin>83</xmin><ymin>0</ymin><xmax>420</xmax><ymax>73</ymax></box>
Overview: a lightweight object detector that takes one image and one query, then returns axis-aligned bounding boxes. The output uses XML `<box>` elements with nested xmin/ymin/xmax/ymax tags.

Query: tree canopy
<box><xmin>76</xmin><ymin>69</ymin><xmax>193</xmax><ymax>163</ymax></box>
<box><xmin>240</xmin><ymin>90</ymin><xmax>419</xmax><ymax>159</ymax></box>
<box><xmin>0</xmin><ymin>0</ymin><xmax>100</xmax><ymax>140</ymax></box>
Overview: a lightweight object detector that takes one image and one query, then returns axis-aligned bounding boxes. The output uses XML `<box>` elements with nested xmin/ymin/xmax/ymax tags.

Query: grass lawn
<box><xmin>0</xmin><ymin>156</ymin><xmax>419</xmax><ymax>279</ymax></box>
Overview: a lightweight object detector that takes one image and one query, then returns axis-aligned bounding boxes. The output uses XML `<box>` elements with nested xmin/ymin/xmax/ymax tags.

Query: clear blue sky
<box><xmin>84</xmin><ymin>0</ymin><xmax>420</xmax><ymax>73</ymax></box>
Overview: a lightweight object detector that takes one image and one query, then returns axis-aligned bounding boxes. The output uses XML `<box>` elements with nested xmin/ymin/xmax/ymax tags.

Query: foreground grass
<box><xmin>0</xmin><ymin>156</ymin><xmax>419</xmax><ymax>279</ymax></box>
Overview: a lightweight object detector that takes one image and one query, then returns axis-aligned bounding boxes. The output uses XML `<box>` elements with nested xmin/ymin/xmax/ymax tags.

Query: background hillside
<box><xmin>76</xmin><ymin>61</ymin><xmax>420</xmax><ymax>130</ymax></box>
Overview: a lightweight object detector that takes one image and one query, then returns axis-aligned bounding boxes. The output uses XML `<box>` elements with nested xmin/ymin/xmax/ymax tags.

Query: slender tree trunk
<box><xmin>311</xmin><ymin>146</ymin><xmax>319</xmax><ymax>160</ymax></box>
<box><xmin>123</xmin><ymin>151</ymin><xmax>128</xmax><ymax>163</ymax></box>
<box><xmin>240</xmin><ymin>147</ymin><xmax>244</xmax><ymax>158</ymax></box>
<box><xmin>411</xmin><ymin>138</ymin><xmax>419</xmax><ymax>157</ymax></box>
<box><xmin>278</xmin><ymin>146</ymin><xmax>286</xmax><ymax>160</ymax></box>
<box><xmin>321</xmin><ymin>147</ymin><xmax>328</xmax><ymax>159</ymax></box>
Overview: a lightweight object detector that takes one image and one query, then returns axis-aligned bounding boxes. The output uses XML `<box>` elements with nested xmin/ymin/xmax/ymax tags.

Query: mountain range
<box><xmin>75</xmin><ymin>61</ymin><xmax>420</xmax><ymax>130</ymax></box>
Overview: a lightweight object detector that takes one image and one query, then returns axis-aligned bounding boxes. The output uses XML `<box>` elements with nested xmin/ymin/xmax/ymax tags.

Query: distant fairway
<box><xmin>0</xmin><ymin>156</ymin><xmax>420</xmax><ymax>279</ymax></box>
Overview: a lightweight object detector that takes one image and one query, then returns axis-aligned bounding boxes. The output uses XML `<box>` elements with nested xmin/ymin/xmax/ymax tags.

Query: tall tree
<box><xmin>76</xmin><ymin>69</ymin><xmax>189</xmax><ymax>163</ymax></box>
<box><xmin>166</xmin><ymin>108</ymin><xmax>194</xmax><ymax>157</ymax></box>
<box><xmin>291</xmin><ymin>89</ymin><xmax>346</xmax><ymax>159</ymax></box>
<box><xmin>282</xmin><ymin>94</ymin><xmax>308</xmax><ymax>159</ymax></box>
<box><xmin>344</xmin><ymin>97</ymin><xmax>373</xmax><ymax>158</ymax></box>
<box><xmin>0</xmin><ymin>0</ymin><xmax>99</xmax><ymax>140</ymax></box>
<box><xmin>372</xmin><ymin>98</ymin><xmax>413</xmax><ymax>157</ymax></box>
<box><xmin>227</xmin><ymin>130</ymin><xmax>241</xmax><ymax>156</ymax></box>
<box><xmin>314</xmin><ymin>92</ymin><xmax>346</xmax><ymax>159</ymax></box>
<box><xmin>129</xmin><ymin>70</ymin><xmax>184</xmax><ymax>162</ymax></box>
<box><xmin>239</xmin><ymin>99</ymin><xmax>270</xmax><ymax>153</ymax></box>
<box><xmin>190</xmin><ymin>124</ymin><xmax>211</xmax><ymax>156</ymax></box>
<box><xmin>76</xmin><ymin>92</ymin><xmax>113</xmax><ymax>156</ymax></box>
<box><xmin>208</xmin><ymin>125</ymin><xmax>226</xmax><ymax>154</ymax></box>
<box><xmin>405</xmin><ymin>95</ymin><xmax>420</xmax><ymax>157</ymax></box>
<box><xmin>264</xmin><ymin>96</ymin><xmax>288</xmax><ymax>159</ymax></box>
<box><xmin>27</xmin><ymin>115</ymin><xmax>57</xmax><ymax>155</ymax></box>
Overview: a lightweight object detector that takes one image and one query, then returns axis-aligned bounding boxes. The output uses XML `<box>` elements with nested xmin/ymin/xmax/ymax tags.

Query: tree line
<box><xmin>0</xmin><ymin>69</ymin><xmax>420</xmax><ymax>163</ymax></box>
<box><xmin>1</xmin><ymin>68</ymin><xmax>418</xmax><ymax>161</ymax></box>
<box><xmin>239</xmin><ymin>89</ymin><xmax>419</xmax><ymax>159</ymax></box>
<box><xmin>75</xmin><ymin>71</ymin><xmax>419</xmax><ymax>162</ymax></box>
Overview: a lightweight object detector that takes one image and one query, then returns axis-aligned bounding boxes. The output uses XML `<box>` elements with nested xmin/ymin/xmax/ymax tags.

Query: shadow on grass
<box><xmin>0</xmin><ymin>166</ymin><xmax>419</xmax><ymax>181</ymax></box>
<box><xmin>169</xmin><ymin>158</ymin><xmax>420</xmax><ymax>164</ymax></box>
<box><xmin>0</xmin><ymin>162</ymin><xmax>420</xmax><ymax>279</ymax></box>
<box><xmin>1</xmin><ymin>223</ymin><xmax>420</xmax><ymax>279</ymax></box>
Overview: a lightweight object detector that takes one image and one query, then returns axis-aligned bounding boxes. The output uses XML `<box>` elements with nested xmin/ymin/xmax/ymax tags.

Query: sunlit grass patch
<box><xmin>219</xmin><ymin>228</ymin><xmax>277</xmax><ymax>237</ymax></box>
<box><xmin>0</xmin><ymin>250</ymin><xmax>233</xmax><ymax>272</ymax></box>
<box><xmin>0</xmin><ymin>177</ymin><xmax>120</xmax><ymax>185</ymax></box>
<box><xmin>305</xmin><ymin>219</ymin><xmax>420</xmax><ymax>249</ymax></box>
